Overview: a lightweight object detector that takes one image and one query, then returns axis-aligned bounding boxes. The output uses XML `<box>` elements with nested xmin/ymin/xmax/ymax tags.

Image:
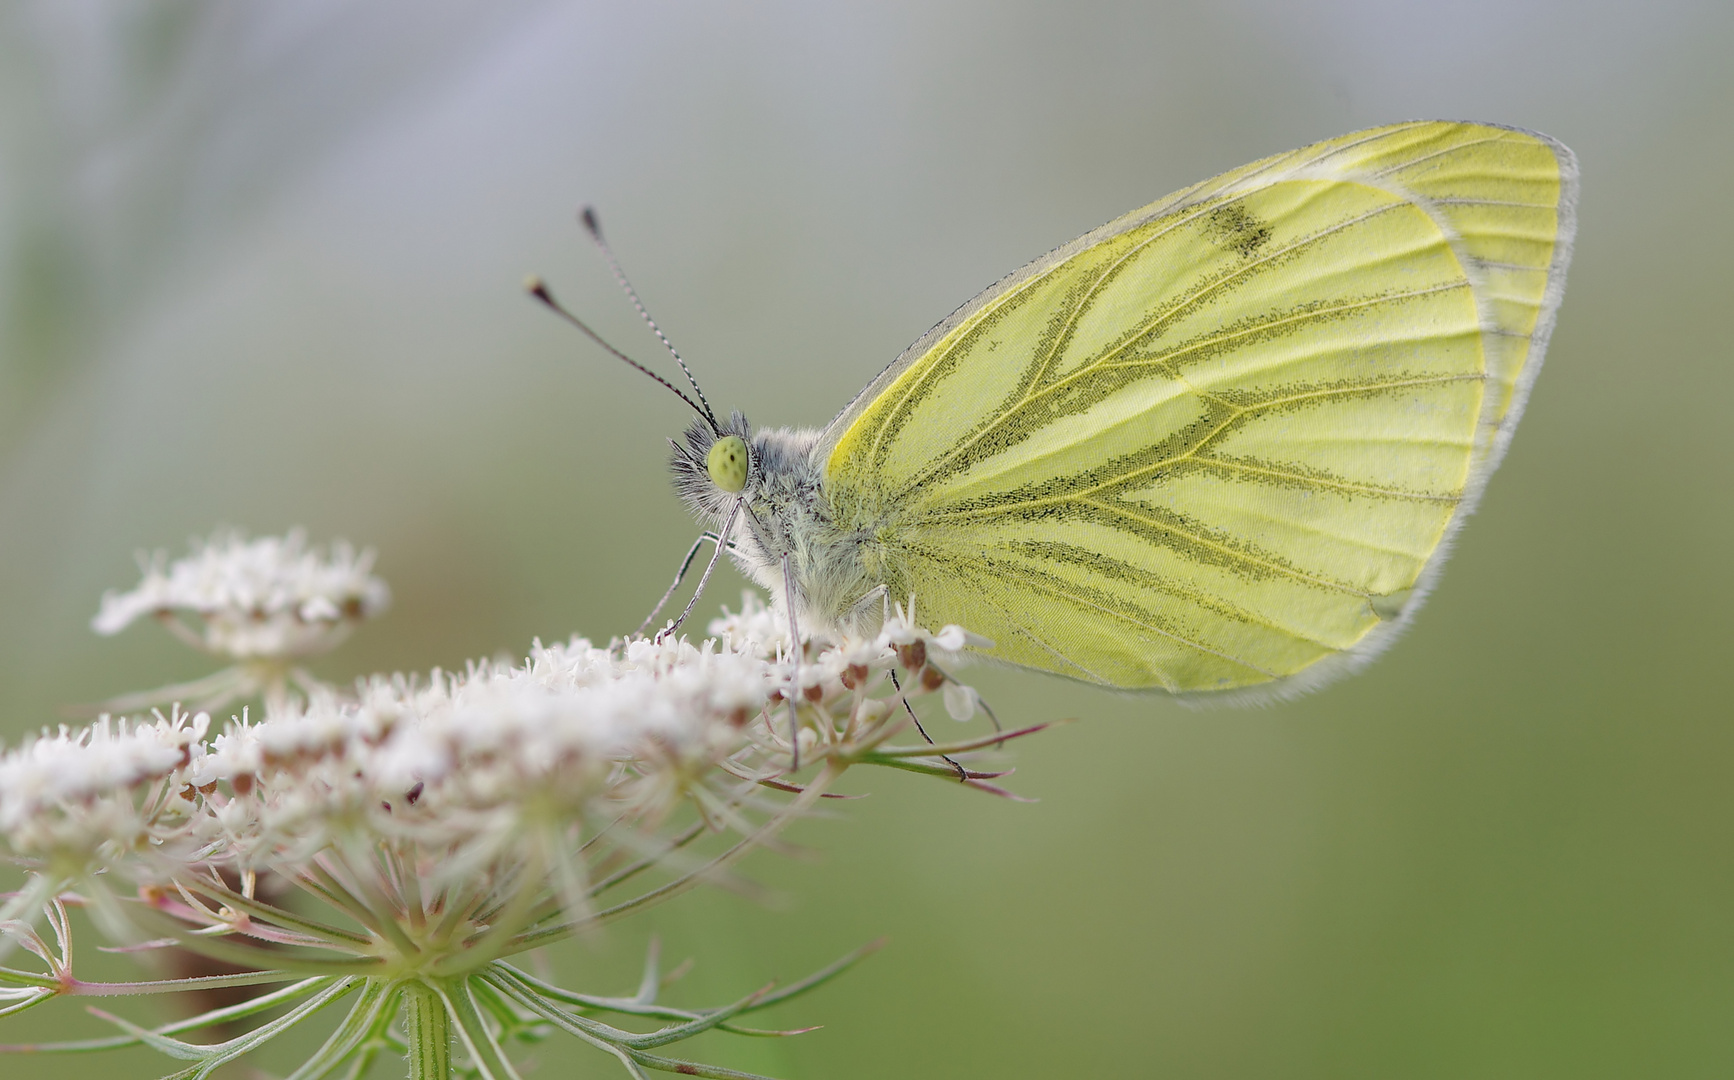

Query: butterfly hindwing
<box><xmin>818</xmin><ymin>121</ymin><xmax>1576</xmax><ymax>694</ymax></box>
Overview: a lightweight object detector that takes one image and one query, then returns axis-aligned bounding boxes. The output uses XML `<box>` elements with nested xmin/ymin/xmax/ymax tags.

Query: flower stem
<box><xmin>403</xmin><ymin>979</ymin><xmax>451</xmax><ymax>1080</ymax></box>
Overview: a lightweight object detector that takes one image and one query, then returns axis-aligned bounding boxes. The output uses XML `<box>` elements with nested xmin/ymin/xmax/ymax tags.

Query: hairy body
<box><xmin>673</xmin><ymin>416</ymin><xmax>893</xmax><ymax>635</ymax></box>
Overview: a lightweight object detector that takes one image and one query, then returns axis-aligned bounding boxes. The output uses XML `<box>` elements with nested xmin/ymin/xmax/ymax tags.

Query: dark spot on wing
<box><xmin>1206</xmin><ymin>204</ymin><xmax>1273</xmax><ymax>257</ymax></box>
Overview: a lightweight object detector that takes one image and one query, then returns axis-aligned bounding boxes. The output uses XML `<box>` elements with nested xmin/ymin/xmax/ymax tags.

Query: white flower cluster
<box><xmin>0</xmin><ymin>708</ymin><xmax>208</xmax><ymax>860</ymax></box>
<box><xmin>0</xmin><ymin>533</ymin><xmax>1031</xmax><ymax>1080</ymax></box>
<box><xmin>188</xmin><ymin>632</ymin><xmax>776</xmax><ymax>881</ymax></box>
<box><xmin>92</xmin><ymin>529</ymin><xmax>389</xmax><ymax>660</ymax></box>
<box><xmin>0</xmin><ymin>634</ymin><xmax>777</xmax><ymax>895</ymax></box>
<box><xmin>2</xmin><ymin>587</ymin><xmax>1000</xmax><ymax>945</ymax></box>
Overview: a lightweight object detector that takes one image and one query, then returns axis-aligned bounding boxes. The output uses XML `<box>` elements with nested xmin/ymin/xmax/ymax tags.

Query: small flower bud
<box><xmin>896</xmin><ymin>640</ymin><xmax>926</xmax><ymax>672</ymax></box>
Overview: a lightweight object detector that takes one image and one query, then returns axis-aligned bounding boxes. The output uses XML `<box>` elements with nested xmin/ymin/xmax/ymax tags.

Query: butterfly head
<box><xmin>671</xmin><ymin>412</ymin><xmax>758</xmax><ymax>520</ymax></box>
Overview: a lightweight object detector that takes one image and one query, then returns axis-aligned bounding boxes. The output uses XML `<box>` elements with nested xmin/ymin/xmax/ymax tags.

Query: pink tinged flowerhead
<box><xmin>90</xmin><ymin>528</ymin><xmax>390</xmax><ymax>660</ymax></box>
<box><xmin>0</xmin><ymin>708</ymin><xmax>209</xmax><ymax>855</ymax></box>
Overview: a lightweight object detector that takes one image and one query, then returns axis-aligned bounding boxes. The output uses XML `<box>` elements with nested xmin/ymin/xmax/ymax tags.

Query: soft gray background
<box><xmin>2</xmin><ymin>2</ymin><xmax>1730</xmax><ymax>1077</ymax></box>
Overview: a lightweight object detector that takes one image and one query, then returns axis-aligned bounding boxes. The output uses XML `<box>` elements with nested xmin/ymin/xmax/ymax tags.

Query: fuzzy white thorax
<box><xmin>674</xmin><ymin>418</ymin><xmax>901</xmax><ymax>637</ymax></box>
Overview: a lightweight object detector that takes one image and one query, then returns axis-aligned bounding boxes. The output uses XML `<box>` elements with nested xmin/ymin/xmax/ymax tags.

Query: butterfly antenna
<box><xmin>525</xmin><ymin>276</ymin><xmax>716</xmax><ymax>431</ymax></box>
<box><xmin>580</xmin><ymin>207</ymin><xmax>720</xmax><ymax>431</ymax></box>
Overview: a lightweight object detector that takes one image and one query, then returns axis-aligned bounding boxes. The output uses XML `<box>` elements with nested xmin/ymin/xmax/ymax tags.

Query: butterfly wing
<box><xmin>818</xmin><ymin>121</ymin><xmax>1577</xmax><ymax>695</ymax></box>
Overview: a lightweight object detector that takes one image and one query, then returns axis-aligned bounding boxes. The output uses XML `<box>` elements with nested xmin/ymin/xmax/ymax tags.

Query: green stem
<box><xmin>64</xmin><ymin>969</ymin><xmax>300</xmax><ymax>996</ymax></box>
<box><xmin>403</xmin><ymin>980</ymin><xmax>451</xmax><ymax>1080</ymax></box>
<box><xmin>510</xmin><ymin>764</ymin><xmax>843</xmax><ymax>954</ymax></box>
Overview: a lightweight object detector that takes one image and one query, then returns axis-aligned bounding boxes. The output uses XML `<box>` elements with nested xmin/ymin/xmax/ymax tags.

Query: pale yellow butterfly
<box><xmin>548</xmin><ymin>120</ymin><xmax>1577</xmax><ymax>701</ymax></box>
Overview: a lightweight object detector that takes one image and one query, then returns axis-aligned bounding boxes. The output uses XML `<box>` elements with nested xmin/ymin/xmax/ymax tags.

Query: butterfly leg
<box><xmin>886</xmin><ymin>669</ymin><xmax>968</xmax><ymax>782</ymax></box>
<box><xmin>924</xmin><ymin>660</ymin><xmax>1004</xmax><ymax>751</ymax></box>
<box><xmin>781</xmin><ymin>552</ymin><xmax>803</xmax><ymax>773</ymax></box>
<box><xmin>638</xmin><ymin>532</ymin><xmax>719</xmax><ymax>637</ymax></box>
<box><xmin>652</xmin><ymin>501</ymin><xmax>742</xmax><ymax>641</ymax></box>
<box><xmin>840</xmin><ymin>584</ymin><xmax>889</xmax><ymax>632</ymax></box>
<box><xmin>845</xmin><ymin>583</ymin><xmax>968</xmax><ymax>777</ymax></box>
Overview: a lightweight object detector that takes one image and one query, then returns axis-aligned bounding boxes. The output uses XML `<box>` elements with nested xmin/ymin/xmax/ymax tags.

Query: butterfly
<box><xmin>539</xmin><ymin>120</ymin><xmax>1577</xmax><ymax>701</ymax></box>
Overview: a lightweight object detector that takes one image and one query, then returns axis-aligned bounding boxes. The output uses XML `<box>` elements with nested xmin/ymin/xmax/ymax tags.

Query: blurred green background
<box><xmin>2</xmin><ymin>2</ymin><xmax>1730</xmax><ymax>1077</ymax></box>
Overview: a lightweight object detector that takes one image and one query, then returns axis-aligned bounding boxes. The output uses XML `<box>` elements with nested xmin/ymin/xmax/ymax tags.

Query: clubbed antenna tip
<box><xmin>577</xmin><ymin>208</ymin><xmax>719</xmax><ymax>429</ymax></box>
<box><xmin>522</xmin><ymin>272</ymin><xmax>715</xmax><ymax>430</ymax></box>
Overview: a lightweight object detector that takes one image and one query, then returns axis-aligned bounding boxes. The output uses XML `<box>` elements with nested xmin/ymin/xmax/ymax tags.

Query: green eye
<box><xmin>706</xmin><ymin>435</ymin><xmax>749</xmax><ymax>493</ymax></box>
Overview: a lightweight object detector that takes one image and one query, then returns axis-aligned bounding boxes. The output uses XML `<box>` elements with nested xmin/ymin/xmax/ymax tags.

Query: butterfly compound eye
<box><xmin>706</xmin><ymin>434</ymin><xmax>749</xmax><ymax>493</ymax></box>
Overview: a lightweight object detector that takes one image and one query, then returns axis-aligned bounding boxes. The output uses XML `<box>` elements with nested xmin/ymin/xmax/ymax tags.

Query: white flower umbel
<box><xmin>88</xmin><ymin>529</ymin><xmax>391</xmax><ymax>712</ymax></box>
<box><xmin>1</xmin><ymin>588</ymin><xmax>1049</xmax><ymax>1079</ymax></box>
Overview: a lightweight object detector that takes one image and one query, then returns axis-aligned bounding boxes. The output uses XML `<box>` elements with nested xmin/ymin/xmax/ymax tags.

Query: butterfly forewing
<box><xmin>821</xmin><ymin>121</ymin><xmax>1574</xmax><ymax>694</ymax></box>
